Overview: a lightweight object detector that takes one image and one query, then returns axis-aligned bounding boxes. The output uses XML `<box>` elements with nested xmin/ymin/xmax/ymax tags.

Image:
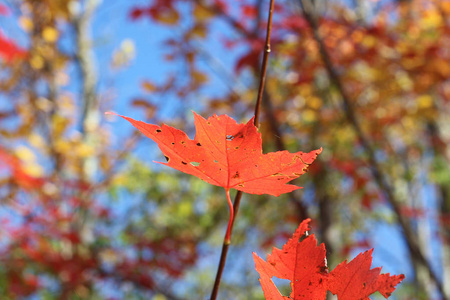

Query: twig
<box><xmin>198</xmin><ymin>0</ymin><xmax>311</xmax><ymax>219</ymax></box>
<box><xmin>254</xmin><ymin>0</ymin><xmax>275</xmax><ymax>126</ymax></box>
<box><xmin>299</xmin><ymin>0</ymin><xmax>447</xmax><ymax>298</ymax></box>
<box><xmin>210</xmin><ymin>1</ymin><xmax>276</xmax><ymax>299</ymax></box>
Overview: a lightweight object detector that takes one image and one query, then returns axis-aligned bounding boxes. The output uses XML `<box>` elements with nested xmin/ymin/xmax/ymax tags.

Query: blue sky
<box><xmin>0</xmin><ymin>0</ymin><xmax>432</xmax><ymax>298</ymax></box>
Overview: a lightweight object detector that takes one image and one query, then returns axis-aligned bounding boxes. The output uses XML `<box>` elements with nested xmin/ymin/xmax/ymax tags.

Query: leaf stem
<box><xmin>210</xmin><ymin>189</ymin><xmax>237</xmax><ymax>300</ymax></box>
<box><xmin>224</xmin><ymin>189</ymin><xmax>234</xmax><ymax>243</ymax></box>
<box><xmin>210</xmin><ymin>0</ymin><xmax>275</xmax><ymax>298</ymax></box>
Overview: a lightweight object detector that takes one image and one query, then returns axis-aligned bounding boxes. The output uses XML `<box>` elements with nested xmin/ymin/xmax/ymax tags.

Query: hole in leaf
<box><xmin>196</xmin><ymin>142</ymin><xmax>201</xmax><ymax>146</ymax></box>
<box><xmin>298</xmin><ymin>235</ymin><xmax>309</xmax><ymax>243</ymax></box>
<box><xmin>226</xmin><ymin>135</ymin><xmax>234</xmax><ymax>141</ymax></box>
<box><xmin>156</xmin><ymin>129</ymin><xmax>162</xmax><ymax>133</ymax></box>
<box><xmin>214</xmin><ymin>160</ymin><xmax>218</xmax><ymax>163</ymax></box>
<box><xmin>272</xmin><ymin>277</ymin><xmax>291</xmax><ymax>296</ymax></box>
<box><xmin>190</xmin><ymin>162</ymin><xmax>200</xmax><ymax>167</ymax></box>
<box><xmin>164</xmin><ymin>156</ymin><xmax>169</xmax><ymax>162</ymax></box>
<box><xmin>181</xmin><ymin>161</ymin><xmax>187</xmax><ymax>165</ymax></box>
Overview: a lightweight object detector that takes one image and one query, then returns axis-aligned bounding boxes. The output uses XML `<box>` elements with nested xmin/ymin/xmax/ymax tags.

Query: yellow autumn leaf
<box><xmin>193</xmin><ymin>5</ymin><xmax>214</xmax><ymax>21</ymax></box>
<box><xmin>54</xmin><ymin>139</ymin><xmax>72</xmax><ymax>154</ymax></box>
<box><xmin>15</xmin><ymin>146</ymin><xmax>36</xmax><ymax>162</ymax></box>
<box><xmin>302</xmin><ymin>109</ymin><xmax>317</xmax><ymax>122</ymax></box>
<box><xmin>420</xmin><ymin>9</ymin><xmax>442</xmax><ymax>29</ymax></box>
<box><xmin>22</xmin><ymin>164</ymin><xmax>44</xmax><ymax>177</ymax></box>
<box><xmin>156</xmin><ymin>9</ymin><xmax>180</xmax><ymax>25</ymax></box>
<box><xmin>42</xmin><ymin>26</ymin><xmax>59</xmax><ymax>42</ymax></box>
<box><xmin>308</xmin><ymin>96</ymin><xmax>323</xmax><ymax>110</ymax></box>
<box><xmin>191</xmin><ymin>70</ymin><xmax>208</xmax><ymax>85</ymax></box>
<box><xmin>298</xmin><ymin>84</ymin><xmax>313</xmax><ymax>96</ymax></box>
<box><xmin>141</xmin><ymin>80</ymin><xmax>157</xmax><ymax>92</ymax></box>
<box><xmin>112</xmin><ymin>173</ymin><xmax>127</xmax><ymax>186</ymax></box>
<box><xmin>188</xmin><ymin>24</ymin><xmax>207</xmax><ymax>39</ymax></box>
<box><xmin>19</xmin><ymin>16</ymin><xmax>33</xmax><ymax>32</ymax></box>
<box><xmin>417</xmin><ymin>95</ymin><xmax>433</xmax><ymax>109</ymax></box>
<box><xmin>362</xmin><ymin>35</ymin><xmax>376</xmax><ymax>48</ymax></box>
<box><xmin>52</xmin><ymin>114</ymin><xmax>69</xmax><ymax>137</ymax></box>
<box><xmin>30</xmin><ymin>54</ymin><xmax>45</xmax><ymax>70</ymax></box>
<box><xmin>99</xmin><ymin>155</ymin><xmax>112</xmax><ymax>172</ymax></box>
<box><xmin>402</xmin><ymin>116</ymin><xmax>415</xmax><ymax>131</ymax></box>
<box><xmin>75</xmin><ymin>144</ymin><xmax>94</xmax><ymax>158</ymax></box>
<box><xmin>14</xmin><ymin>146</ymin><xmax>43</xmax><ymax>177</ymax></box>
<box><xmin>28</xmin><ymin>133</ymin><xmax>46</xmax><ymax>150</ymax></box>
<box><xmin>36</xmin><ymin>97</ymin><xmax>53</xmax><ymax>112</ymax></box>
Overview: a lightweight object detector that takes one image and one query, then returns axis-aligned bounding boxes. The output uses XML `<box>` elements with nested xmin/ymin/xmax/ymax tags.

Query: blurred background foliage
<box><xmin>0</xmin><ymin>0</ymin><xmax>450</xmax><ymax>299</ymax></box>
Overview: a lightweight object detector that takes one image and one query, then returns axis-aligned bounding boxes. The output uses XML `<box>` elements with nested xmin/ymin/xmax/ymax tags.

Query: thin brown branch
<box><xmin>299</xmin><ymin>0</ymin><xmax>446</xmax><ymax>298</ymax></box>
<box><xmin>210</xmin><ymin>190</ymin><xmax>243</xmax><ymax>300</ymax></box>
<box><xmin>254</xmin><ymin>0</ymin><xmax>275</xmax><ymax>126</ymax></box>
<box><xmin>210</xmin><ymin>238</ymin><xmax>230</xmax><ymax>299</ymax></box>
<box><xmin>212</xmin><ymin>1</ymin><xmax>312</xmax><ymax>219</ymax></box>
<box><xmin>210</xmin><ymin>1</ymin><xmax>276</xmax><ymax>299</ymax></box>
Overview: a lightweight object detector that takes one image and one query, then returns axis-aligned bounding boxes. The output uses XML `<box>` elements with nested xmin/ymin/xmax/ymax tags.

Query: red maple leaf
<box><xmin>0</xmin><ymin>32</ymin><xmax>26</xmax><ymax>62</ymax></box>
<box><xmin>253</xmin><ymin>219</ymin><xmax>405</xmax><ymax>300</ymax></box>
<box><xmin>108</xmin><ymin>112</ymin><xmax>321</xmax><ymax>196</ymax></box>
<box><xmin>108</xmin><ymin>111</ymin><xmax>320</xmax><ymax>241</ymax></box>
<box><xmin>328</xmin><ymin>249</ymin><xmax>405</xmax><ymax>299</ymax></box>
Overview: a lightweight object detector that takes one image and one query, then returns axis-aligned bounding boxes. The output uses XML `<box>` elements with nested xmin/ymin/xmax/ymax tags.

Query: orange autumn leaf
<box><xmin>253</xmin><ymin>219</ymin><xmax>405</xmax><ymax>299</ymax></box>
<box><xmin>108</xmin><ymin>112</ymin><xmax>321</xmax><ymax>196</ymax></box>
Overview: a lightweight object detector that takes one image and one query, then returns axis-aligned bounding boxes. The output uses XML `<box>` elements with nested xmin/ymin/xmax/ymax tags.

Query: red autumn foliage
<box><xmin>253</xmin><ymin>219</ymin><xmax>404</xmax><ymax>299</ymax></box>
<box><xmin>0</xmin><ymin>32</ymin><xmax>26</xmax><ymax>62</ymax></box>
<box><xmin>0</xmin><ymin>147</ymin><xmax>45</xmax><ymax>190</ymax></box>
